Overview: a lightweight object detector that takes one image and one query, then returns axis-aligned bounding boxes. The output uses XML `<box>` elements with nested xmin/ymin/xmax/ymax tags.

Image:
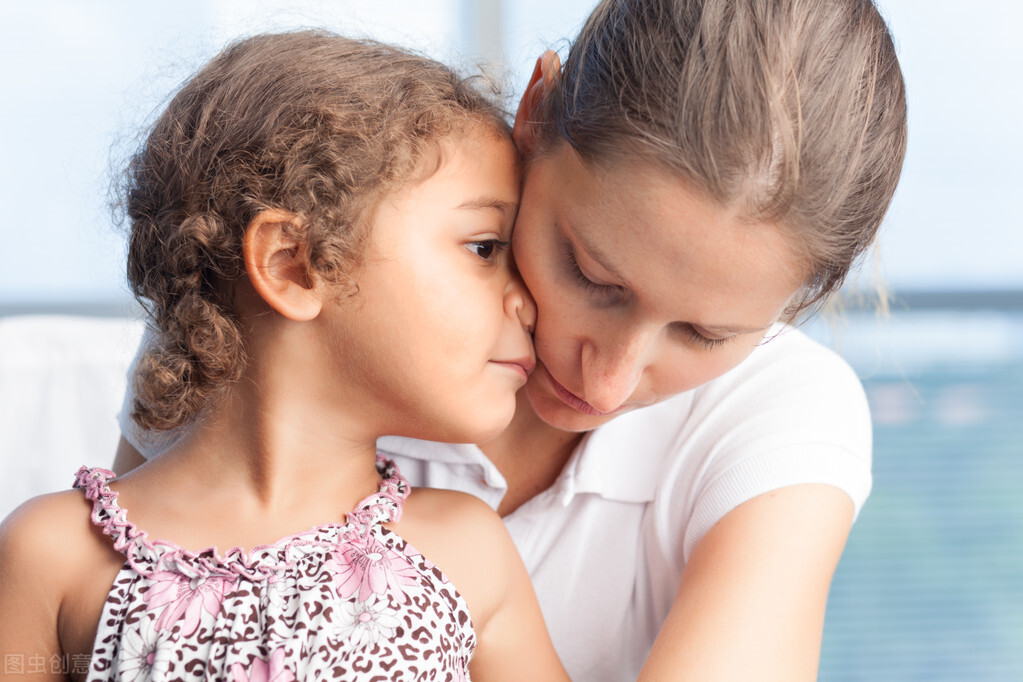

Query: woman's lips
<box><xmin>541</xmin><ymin>363</ymin><xmax>614</xmax><ymax>416</ymax></box>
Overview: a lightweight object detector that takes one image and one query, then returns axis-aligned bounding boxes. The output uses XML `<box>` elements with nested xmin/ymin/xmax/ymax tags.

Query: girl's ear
<box><xmin>243</xmin><ymin>209</ymin><xmax>323</xmax><ymax>321</ymax></box>
<box><xmin>513</xmin><ymin>50</ymin><xmax>561</xmax><ymax>155</ymax></box>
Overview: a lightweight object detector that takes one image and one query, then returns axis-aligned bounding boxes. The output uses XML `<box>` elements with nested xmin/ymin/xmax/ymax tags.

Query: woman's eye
<box><xmin>675</xmin><ymin>323</ymin><xmax>733</xmax><ymax>350</ymax></box>
<box><xmin>466</xmin><ymin>239</ymin><xmax>510</xmax><ymax>262</ymax></box>
<box><xmin>565</xmin><ymin>247</ymin><xmax>622</xmax><ymax>298</ymax></box>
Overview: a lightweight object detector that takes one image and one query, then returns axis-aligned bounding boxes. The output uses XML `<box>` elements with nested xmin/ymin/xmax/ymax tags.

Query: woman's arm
<box><xmin>638</xmin><ymin>483</ymin><xmax>854</xmax><ymax>682</ymax></box>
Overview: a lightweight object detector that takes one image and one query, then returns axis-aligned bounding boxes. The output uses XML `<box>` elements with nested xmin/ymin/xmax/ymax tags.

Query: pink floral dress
<box><xmin>74</xmin><ymin>459</ymin><xmax>475</xmax><ymax>681</ymax></box>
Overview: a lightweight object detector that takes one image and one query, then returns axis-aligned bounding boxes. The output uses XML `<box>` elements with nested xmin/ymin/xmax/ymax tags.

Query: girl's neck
<box><xmin>145</xmin><ymin>321</ymin><xmax>385</xmax><ymax>523</ymax></box>
<box><xmin>480</xmin><ymin>391</ymin><xmax>585</xmax><ymax>516</ymax></box>
<box><xmin>116</xmin><ymin>377</ymin><xmax>384</xmax><ymax>555</ymax></box>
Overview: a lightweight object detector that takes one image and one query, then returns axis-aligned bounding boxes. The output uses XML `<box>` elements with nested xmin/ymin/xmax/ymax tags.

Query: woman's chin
<box><xmin>521</xmin><ymin>379</ymin><xmax>615</xmax><ymax>434</ymax></box>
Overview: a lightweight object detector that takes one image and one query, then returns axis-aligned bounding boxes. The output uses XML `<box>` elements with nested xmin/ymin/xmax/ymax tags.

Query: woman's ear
<box><xmin>513</xmin><ymin>50</ymin><xmax>561</xmax><ymax>155</ymax></box>
<box><xmin>242</xmin><ymin>209</ymin><xmax>322</xmax><ymax>321</ymax></box>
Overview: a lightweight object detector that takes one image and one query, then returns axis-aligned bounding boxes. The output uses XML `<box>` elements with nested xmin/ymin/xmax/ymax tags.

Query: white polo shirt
<box><xmin>121</xmin><ymin>326</ymin><xmax>871</xmax><ymax>681</ymax></box>
<box><xmin>378</xmin><ymin>326</ymin><xmax>871</xmax><ymax>681</ymax></box>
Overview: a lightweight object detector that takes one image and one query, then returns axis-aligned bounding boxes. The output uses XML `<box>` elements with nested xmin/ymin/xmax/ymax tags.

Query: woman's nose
<box><xmin>581</xmin><ymin>329</ymin><xmax>655</xmax><ymax>412</ymax></box>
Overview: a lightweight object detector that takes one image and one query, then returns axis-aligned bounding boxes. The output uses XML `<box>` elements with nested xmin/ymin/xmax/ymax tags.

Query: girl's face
<box><xmin>513</xmin><ymin>143</ymin><xmax>807</xmax><ymax>433</ymax></box>
<box><xmin>326</xmin><ymin>129</ymin><xmax>535</xmax><ymax>444</ymax></box>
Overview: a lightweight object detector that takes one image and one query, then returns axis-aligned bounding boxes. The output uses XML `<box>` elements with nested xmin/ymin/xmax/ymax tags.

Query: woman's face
<box><xmin>512</xmin><ymin>143</ymin><xmax>807</xmax><ymax>433</ymax></box>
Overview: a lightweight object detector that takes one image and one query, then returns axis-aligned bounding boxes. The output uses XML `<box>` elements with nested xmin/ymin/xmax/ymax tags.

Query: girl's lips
<box><xmin>541</xmin><ymin>363</ymin><xmax>613</xmax><ymax>416</ymax></box>
<box><xmin>491</xmin><ymin>356</ymin><xmax>536</xmax><ymax>380</ymax></box>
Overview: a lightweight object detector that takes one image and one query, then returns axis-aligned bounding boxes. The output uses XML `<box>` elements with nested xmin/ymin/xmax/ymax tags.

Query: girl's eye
<box><xmin>466</xmin><ymin>239</ymin><xmax>510</xmax><ymax>262</ymax></box>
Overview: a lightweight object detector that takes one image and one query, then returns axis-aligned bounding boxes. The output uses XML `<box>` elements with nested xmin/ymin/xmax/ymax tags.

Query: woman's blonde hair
<box><xmin>540</xmin><ymin>0</ymin><xmax>908</xmax><ymax>316</ymax></box>
<box><xmin>124</xmin><ymin>31</ymin><xmax>508</xmax><ymax>431</ymax></box>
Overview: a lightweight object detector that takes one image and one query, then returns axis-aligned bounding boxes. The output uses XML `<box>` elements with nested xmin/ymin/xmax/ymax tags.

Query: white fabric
<box><xmin>115</xmin><ymin>324</ymin><xmax>871</xmax><ymax>682</ymax></box>
<box><xmin>0</xmin><ymin>315</ymin><xmax>145</xmax><ymax>520</ymax></box>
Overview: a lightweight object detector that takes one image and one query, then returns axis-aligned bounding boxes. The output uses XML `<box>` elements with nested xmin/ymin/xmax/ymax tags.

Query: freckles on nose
<box><xmin>580</xmin><ymin>340</ymin><xmax>644</xmax><ymax>409</ymax></box>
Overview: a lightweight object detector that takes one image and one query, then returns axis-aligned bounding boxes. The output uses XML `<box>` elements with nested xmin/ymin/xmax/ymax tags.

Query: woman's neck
<box><xmin>480</xmin><ymin>390</ymin><xmax>585</xmax><ymax>516</ymax></box>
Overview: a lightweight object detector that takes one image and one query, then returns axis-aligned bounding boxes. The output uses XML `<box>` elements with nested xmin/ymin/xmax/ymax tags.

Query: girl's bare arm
<box><xmin>0</xmin><ymin>496</ymin><xmax>78</xmax><ymax>681</ymax></box>
<box><xmin>466</xmin><ymin>516</ymin><xmax>569</xmax><ymax>682</ymax></box>
<box><xmin>398</xmin><ymin>490</ymin><xmax>569</xmax><ymax>682</ymax></box>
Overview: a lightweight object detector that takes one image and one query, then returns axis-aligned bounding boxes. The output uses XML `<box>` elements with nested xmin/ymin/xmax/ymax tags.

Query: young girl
<box><xmin>0</xmin><ymin>31</ymin><xmax>569</xmax><ymax>681</ymax></box>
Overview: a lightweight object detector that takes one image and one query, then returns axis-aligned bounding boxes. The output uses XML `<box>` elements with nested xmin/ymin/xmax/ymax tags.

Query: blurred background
<box><xmin>0</xmin><ymin>1</ymin><xmax>1020</xmax><ymax>679</ymax></box>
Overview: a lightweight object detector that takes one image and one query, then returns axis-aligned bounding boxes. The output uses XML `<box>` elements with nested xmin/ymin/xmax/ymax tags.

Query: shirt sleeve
<box><xmin>116</xmin><ymin>325</ymin><xmax>185</xmax><ymax>460</ymax></box>
<box><xmin>660</xmin><ymin>328</ymin><xmax>873</xmax><ymax>564</ymax></box>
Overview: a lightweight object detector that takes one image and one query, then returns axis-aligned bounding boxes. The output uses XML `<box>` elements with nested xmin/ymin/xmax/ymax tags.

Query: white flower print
<box><xmin>330</xmin><ymin>595</ymin><xmax>401</xmax><ymax>649</ymax></box>
<box><xmin>264</xmin><ymin>571</ymin><xmax>301</xmax><ymax>613</ymax></box>
<box><xmin>117</xmin><ymin>615</ymin><xmax>170</xmax><ymax>681</ymax></box>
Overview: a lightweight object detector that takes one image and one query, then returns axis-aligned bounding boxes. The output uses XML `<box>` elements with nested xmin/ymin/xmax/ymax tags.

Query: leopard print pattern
<box><xmin>74</xmin><ymin>460</ymin><xmax>475</xmax><ymax>681</ymax></box>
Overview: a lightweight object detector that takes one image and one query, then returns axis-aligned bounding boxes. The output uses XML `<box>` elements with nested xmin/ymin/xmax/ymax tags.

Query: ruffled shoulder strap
<box><xmin>344</xmin><ymin>456</ymin><xmax>412</xmax><ymax>535</ymax></box>
<box><xmin>73</xmin><ymin>466</ymin><xmax>160</xmax><ymax>574</ymax></box>
<box><xmin>73</xmin><ymin>456</ymin><xmax>412</xmax><ymax>576</ymax></box>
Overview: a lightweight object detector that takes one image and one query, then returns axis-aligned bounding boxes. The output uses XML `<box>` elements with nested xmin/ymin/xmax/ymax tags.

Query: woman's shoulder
<box><xmin>690</xmin><ymin>325</ymin><xmax>868</xmax><ymax>424</ymax></box>
<box><xmin>726</xmin><ymin>325</ymin><xmax>860</xmax><ymax>385</ymax></box>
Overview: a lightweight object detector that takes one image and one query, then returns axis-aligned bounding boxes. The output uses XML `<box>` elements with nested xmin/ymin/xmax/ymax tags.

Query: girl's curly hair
<box><xmin>123</xmin><ymin>30</ymin><xmax>508</xmax><ymax>431</ymax></box>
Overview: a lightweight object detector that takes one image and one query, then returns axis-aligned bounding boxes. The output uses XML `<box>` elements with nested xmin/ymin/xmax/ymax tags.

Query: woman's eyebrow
<box><xmin>568</xmin><ymin>222</ymin><xmax>628</xmax><ymax>282</ymax></box>
<box><xmin>699</xmin><ymin>322</ymin><xmax>773</xmax><ymax>335</ymax></box>
<box><xmin>570</xmin><ymin>222</ymin><xmax>775</xmax><ymax>335</ymax></box>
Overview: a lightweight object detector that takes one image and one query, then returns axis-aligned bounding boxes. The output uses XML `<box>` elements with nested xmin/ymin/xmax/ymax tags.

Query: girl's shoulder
<box><xmin>398</xmin><ymin>487</ymin><xmax>508</xmax><ymax>560</ymax></box>
<box><xmin>0</xmin><ymin>487</ymin><xmax>124</xmax><ymax>643</ymax></box>
<box><xmin>397</xmin><ymin>487</ymin><xmax>509</xmax><ymax>566</ymax></box>
<box><xmin>0</xmin><ymin>488</ymin><xmax>100</xmax><ymax>575</ymax></box>
<box><xmin>395</xmin><ymin>487</ymin><xmax>516</xmax><ymax>628</ymax></box>
<box><xmin>0</xmin><ymin>484</ymin><xmax>124</xmax><ymax>585</ymax></box>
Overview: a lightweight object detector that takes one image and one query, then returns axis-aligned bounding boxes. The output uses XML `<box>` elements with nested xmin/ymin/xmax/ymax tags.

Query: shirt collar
<box><xmin>561</xmin><ymin>391</ymin><xmax>694</xmax><ymax>504</ymax></box>
<box><xmin>377</xmin><ymin>390</ymin><xmax>693</xmax><ymax>506</ymax></box>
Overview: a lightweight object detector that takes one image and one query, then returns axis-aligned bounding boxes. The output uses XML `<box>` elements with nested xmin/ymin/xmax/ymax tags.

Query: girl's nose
<box><xmin>505</xmin><ymin>268</ymin><xmax>537</xmax><ymax>332</ymax></box>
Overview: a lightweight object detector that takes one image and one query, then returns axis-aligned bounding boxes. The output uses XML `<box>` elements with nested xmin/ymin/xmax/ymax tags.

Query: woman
<box><xmin>115</xmin><ymin>0</ymin><xmax>907</xmax><ymax>679</ymax></box>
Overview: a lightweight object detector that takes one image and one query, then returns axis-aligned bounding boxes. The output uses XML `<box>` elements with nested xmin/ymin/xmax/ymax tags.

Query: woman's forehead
<box><xmin>520</xmin><ymin>143</ymin><xmax>807</xmax><ymax>326</ymax></box>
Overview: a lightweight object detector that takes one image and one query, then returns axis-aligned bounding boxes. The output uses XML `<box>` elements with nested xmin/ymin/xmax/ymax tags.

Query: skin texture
<box><xmin>110</xmin><ymin>53</ymin><xmax>859</xmax><ymax>681</ymax></box>
<box><xmin>0</xmin><ymin>129</ymin><xmax>568</xmax><ymax>681</ymax></box>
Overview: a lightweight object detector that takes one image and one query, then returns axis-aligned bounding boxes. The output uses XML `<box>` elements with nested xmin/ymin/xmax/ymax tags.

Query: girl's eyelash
<box><xmin>467</xmin><ymin>239</ymin><xmax>511</xmax><ymax>261</ymax></box>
